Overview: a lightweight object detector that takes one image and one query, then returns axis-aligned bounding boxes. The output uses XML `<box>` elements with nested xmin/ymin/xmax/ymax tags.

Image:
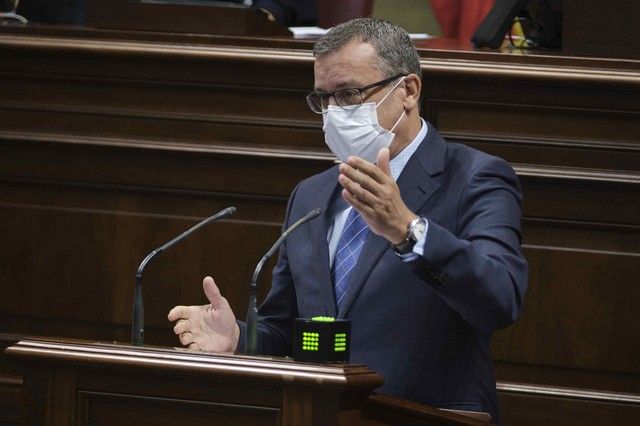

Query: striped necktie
<box><xmin>332</xmin><ymin>208</ymin><xmax>369</xmax><ymax>310</ymax></box>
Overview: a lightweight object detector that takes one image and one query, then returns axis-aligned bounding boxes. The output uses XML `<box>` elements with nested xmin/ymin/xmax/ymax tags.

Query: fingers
<box><xmin>339</xmin><ymin>163</ymin><xmax>372</xmax><ymax>202</ymax></box>
<box><xmin>173</xmin><ymin>318</ymin><xmax>201</xmax><ymax>348</ymax></box>
<box><xmin>341</xmin><ymin>188</ymin><xmax>375</xmax><ymax>216</ymax></box>
<box><xmin>173</xmin><ymin>318</ymin><xmax>191</xmax><ymax>335</ymax></box>
<box><xmin>340</xmin><ymin>169</ymin><xmax>374</xmax><ymax>201</ymax></box>
<box><xmin>339</xmin><ymin>168</ymin><xmax>385</xmax><ymax>211</ymax></box>
<box><xmin>168</xmin><ymin>305</ymin><xmax>189</xmax><ymax>322</ymax></box>
<box><xmin>338</xmin><ymin>153</ymin><xmax>394</xmax><ymax>201</ymax></box>
<box><xmin>344</xmin><ymin>154</ymin><xmax>392</xmax><ymax>184</ymax></box>
<box><xmin>203</xmin><ymin>276</ymin><xmax>228</xmax><ymax>309</ymax></box>
<box><xmin>171</xmin><ymin>311</ymin><xmax>199</xmax><ymax>346</ymax></box>
<box><xmin>179</xmin><ymin>331</ymin><xmax>194</xmax><ymax>346</ymax></box>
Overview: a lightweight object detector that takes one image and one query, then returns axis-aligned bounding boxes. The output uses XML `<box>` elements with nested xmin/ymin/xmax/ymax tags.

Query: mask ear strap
<box><xmin>376</xmin><ymin>76</ymin><xmax>406</xmax><ymax>109</ymax></box>
<box><xmin>390</xmin><ymin>110</ymin><xmax>406</xmax><ymax>133</ymax></box>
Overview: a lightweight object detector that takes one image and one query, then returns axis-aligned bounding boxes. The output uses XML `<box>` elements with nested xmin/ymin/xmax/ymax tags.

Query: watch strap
<box><xmin>393</xmin><ymin>216</ymin><xmax>427</xmax><ymax>255</ymax></box>
<box><xmin>392</xmin><ymin>237</ymin><xmax>415</xmax><ymax>254</ymax></box>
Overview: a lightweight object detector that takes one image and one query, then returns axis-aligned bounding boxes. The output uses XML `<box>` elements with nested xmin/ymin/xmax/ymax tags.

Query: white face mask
<box><xmin>322</xmin><ymin>77</ymin><xmax>406</xmax><ymax>163</ymax></box>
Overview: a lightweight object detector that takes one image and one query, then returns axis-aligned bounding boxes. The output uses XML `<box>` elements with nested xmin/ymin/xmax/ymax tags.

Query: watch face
<box><xmin>410</xmin><ymin>218</ymin><xmax>427</xmax><ymax>240</ymax></box>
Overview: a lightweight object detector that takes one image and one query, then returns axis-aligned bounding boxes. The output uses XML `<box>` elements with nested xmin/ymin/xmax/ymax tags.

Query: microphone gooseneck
<box><xmin>246</xmin><ymin>208</ymin><xmax>321</xmax><ymax>356</ymax></box>
<box><xmin>131</xmin><ymin>206</ymin><xmax>237</xmax><ymax>346</ymax></box>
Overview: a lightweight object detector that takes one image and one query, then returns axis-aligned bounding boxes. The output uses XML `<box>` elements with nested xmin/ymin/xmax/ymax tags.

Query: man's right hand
<box><xmin>167</xmin><ymin>276</ymin><xmax>240</xmax><ymax>353</ymax></box>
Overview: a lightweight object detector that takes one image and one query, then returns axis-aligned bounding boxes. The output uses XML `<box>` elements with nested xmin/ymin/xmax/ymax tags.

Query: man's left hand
<box><xmin>338</xmin><ymin>148</ymin><xmax>416</xmax><ymax>245</ymax></box>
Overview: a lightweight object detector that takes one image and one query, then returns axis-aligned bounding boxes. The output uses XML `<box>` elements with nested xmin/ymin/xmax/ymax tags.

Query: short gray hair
<box><xmin>313</xmin><ymin>17</ymin><xmax>422</xmax><ymax>79</ymax></box>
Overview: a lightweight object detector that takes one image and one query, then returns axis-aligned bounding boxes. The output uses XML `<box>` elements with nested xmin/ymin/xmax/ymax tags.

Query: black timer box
<box><xmin>292</xmin><ymin>317</ymin><xmax>351</xmax><ymax>363</ymax></box>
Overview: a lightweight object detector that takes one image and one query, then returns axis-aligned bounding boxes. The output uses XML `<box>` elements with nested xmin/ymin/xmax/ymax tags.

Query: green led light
<box><xmin>302</xmin><ymin>331</ymin><xmax>320</xmax><ymax>351</ymax></box>
<box><xmin>334</xmin><ymin>333</ymin><xmax>347</xmax><ymax>352</ymax></box>
<box><xmin>311</xmin><ymin>316</ymin><xmax>335</xmax><ymax>322</ymax></box>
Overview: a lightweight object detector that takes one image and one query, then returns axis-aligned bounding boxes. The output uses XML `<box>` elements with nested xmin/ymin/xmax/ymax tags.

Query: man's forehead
<box><xmin>315</xmin><ymin>40</ymin><xmax>377</xmax><ymax>68</ymax></box>
<box><xmin>313</xmin><ymin>41</ymin><xmax>381</xmax><ymax>90</ymax></box>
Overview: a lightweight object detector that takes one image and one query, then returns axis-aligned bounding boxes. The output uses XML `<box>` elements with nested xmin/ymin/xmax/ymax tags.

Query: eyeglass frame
<box><xmin>306</xmin><ymin>73</ymin><xmax>406</xmax><ymax>114</ymax></box>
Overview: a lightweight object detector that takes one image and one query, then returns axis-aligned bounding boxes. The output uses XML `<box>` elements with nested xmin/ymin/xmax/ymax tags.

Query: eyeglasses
<box><xmin>306</xmin><ymin>74</ymin><xmax>406</xmax><ymax>114</ymax></box>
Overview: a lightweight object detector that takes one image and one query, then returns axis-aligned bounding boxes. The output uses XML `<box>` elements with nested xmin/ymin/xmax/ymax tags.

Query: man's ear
<box><xmin>402</xmin><ymin>73</ymin><xmax>422</xmax><ymax>110</ymax></box>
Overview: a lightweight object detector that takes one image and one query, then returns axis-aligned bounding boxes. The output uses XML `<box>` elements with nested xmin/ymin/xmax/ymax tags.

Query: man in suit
<box><xmin>169</xmin><ymin>17</ymin><xmax>528</xmax><ymax>421</ymax></box>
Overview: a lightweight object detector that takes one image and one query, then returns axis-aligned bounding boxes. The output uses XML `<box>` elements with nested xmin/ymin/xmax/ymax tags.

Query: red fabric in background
<box><xmin>430</xmin><ymin>0</ymin><xmax>495</xmax><ymax>42</ymax></box>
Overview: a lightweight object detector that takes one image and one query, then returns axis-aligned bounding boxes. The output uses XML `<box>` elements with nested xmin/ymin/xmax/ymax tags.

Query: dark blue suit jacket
<box><xmin>239</xmin><ymin>124</ymin><xmax>528</xmax><ymax>422</ymax></box>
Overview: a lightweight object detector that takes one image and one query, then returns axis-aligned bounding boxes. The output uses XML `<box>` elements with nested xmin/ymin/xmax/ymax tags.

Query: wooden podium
<box><xmin>6</xmin><ymin>339</ymin><xmax>491</xmax><ymax>425</ymax></box>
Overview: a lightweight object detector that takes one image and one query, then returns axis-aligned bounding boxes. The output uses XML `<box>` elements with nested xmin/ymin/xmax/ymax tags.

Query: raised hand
<box><xmin>338</xmin><ymin>148</ymin><xmax>416</xmax><ymax>244</ymax></box>
<box><xmin>167</xmin><ymin>276</ymin><xmax>240</xmax><ymax>353</ymax></box>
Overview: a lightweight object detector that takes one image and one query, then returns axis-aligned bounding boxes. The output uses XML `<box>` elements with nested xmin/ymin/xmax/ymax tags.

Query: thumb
<box><xmin>202</xmin><ymin>276</ymin><xmax>225</xmax><ymax>308</ymax></box>
<box><xmin>377</xmin><ymin>148</ymin><xmax>392</xmax><ymax>177</ymax></box>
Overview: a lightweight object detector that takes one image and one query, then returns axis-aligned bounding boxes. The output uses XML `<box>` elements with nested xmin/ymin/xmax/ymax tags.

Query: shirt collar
<box><xmin>389</xmin><ymin>118</ymin><xmax>427</xmax><ymax>181</ymax></box>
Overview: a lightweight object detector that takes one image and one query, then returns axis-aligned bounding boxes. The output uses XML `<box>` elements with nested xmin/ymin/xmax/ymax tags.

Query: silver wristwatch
<box><xmin>393</xmin><ymin>216</ymin><xmax>427</xmax><ymax>254</ymax></box>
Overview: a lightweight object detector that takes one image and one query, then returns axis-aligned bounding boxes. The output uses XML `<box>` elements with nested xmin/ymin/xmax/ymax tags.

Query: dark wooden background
<box><xmin>1</xmin><ymin>22</ymin><xmax>639</xmax><ymax>425</ymax></box>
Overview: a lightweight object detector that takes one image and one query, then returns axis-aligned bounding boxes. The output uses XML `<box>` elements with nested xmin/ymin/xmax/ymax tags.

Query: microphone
<box><xmin>246</xmin><ymin>208</ymin><xmax>321</xmax><ymax>355</ymax></box>
<box><xmin>131</xmin><ymin>206</ymin><xmax>237</xmax><ymax>346</ymax></box>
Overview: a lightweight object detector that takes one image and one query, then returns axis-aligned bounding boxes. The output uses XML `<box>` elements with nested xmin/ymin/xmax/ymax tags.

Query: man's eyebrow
<box><xmin>314</xmin><ymin>79</ymin><xmax>361</xmax><ymax>93</ymax></box>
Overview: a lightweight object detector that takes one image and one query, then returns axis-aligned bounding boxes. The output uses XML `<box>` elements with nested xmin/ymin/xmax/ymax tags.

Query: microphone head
<box><xmin>220</xmin><ymin>206</ymin><xmax>237</xmax><ymax>218</ymax></box>
<box><xmin>308</xmin><ymin>208</ymin><xmax>321</xmax><ymax>219</ymax></box>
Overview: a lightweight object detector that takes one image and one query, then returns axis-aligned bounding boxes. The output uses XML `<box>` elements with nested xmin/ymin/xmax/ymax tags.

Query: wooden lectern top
<box><xmin>7</xmin><ymin>338</ymin><xmax>492</xmax><ymax>425</ymax></box>
<box><xmin>7</xmin><ymin>338</ymin><xmax>383</xmax><ymax>388</ymax></box>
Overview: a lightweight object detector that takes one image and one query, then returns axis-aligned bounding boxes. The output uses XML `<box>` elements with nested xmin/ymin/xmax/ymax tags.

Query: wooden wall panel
<box><xmin>433</xmin><ymin>103</ymin><xmax>639</xmax><ymax>145</ymax></box>
<box><xmin>79</xmin><ymin>391</ymin><xmax>281</xmax><ymax>426</ymax></box>
<box><xmin>0</xmin><ymin>144</ymin><xmax>330</xmax><ymax>345</ymax></box>
<box><xmin>498</xmin><ymin>385</ymin><xmax>640</xmax><ymax>425</ymax></box>
<box><xmin>496</xmin><ymin>246</ymin><xmax>640</xmax><ymax>372</ymax></box>
<box><xmin>0</xmin><ymin>76</ymin><xmax>324</xmax><ymax>151</ymax></box>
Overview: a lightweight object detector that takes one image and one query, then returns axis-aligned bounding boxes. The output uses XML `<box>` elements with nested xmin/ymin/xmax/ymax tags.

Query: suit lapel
<box><xmin>337</xmin><ymin>125</ymin><xmax>447</xmax><ymax>318</ymax></box>
<box><xmin>396</xmin><ymin>127</ymin><xmax>446</xmax><ymax>213</ymax></box>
